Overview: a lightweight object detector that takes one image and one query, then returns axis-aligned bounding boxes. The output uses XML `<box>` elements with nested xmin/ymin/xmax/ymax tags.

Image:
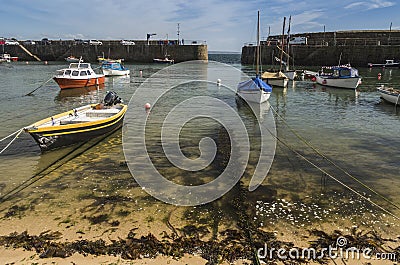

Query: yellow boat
<box><xmin>24</xmin><ymin>92</ymin><xmax>127</xmax><ymax>151</ymax></box>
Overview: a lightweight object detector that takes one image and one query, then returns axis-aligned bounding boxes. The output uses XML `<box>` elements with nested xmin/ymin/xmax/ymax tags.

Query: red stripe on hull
<box><xmin>53</xmin><ymin>76</ymin><xmax>105</xmax><ymax>89</ymax></box>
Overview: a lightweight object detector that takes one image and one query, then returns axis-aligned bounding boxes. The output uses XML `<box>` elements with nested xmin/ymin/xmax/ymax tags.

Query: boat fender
<box><xmin>322</xmin><ymin>79</ymin><xmax>327</xmax><ymax>84</ymax></box>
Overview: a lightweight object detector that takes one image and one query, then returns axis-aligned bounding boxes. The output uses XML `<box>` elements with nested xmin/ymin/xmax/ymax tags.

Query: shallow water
<box><xmin>0</xmin><ymin>56</ymin><xmax>399</xmax><ymax>248</ymax></box>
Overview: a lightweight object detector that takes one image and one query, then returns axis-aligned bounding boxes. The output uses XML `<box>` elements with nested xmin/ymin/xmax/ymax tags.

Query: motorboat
<box><xmin>377</xmin><ymin>85</ymin><xmax>400</xmax><ymax>105</ymax></box>
<box><xmin>101</xmin><ymin>61</ymin><xmax>130</xmax><ymax>76</ymax></box>
<box><xmin>368</xmin><ymin>59</ymin><xmax>400</xmax><ymax>68</ymax></box>
<box><xmin>24</xmin><ymin>91</ymin><xmax>127</xmax><ymax>151</ymax></box>
<box><xmin>65</xmin><ymin>56</ymin><xmax>80</xmax><ymax>63</ymax></box>
<box><xmin>53</xmin><ymin>59</ymin><xmax>105</xmax><ymax>89</ymax></box>
<box><xmin>237</xmin><ymin>11</ymin><xmax>272</xmax><ymax>104</ymax></box>
<box><xmin>153</xmin><ymin>56</ymin><xmax>174</xmax><ymax>64</ymax></box>
<box><xmin>0</xmin><ymin>54</ymin><xmax>11</xmax><ymax>63</ymax></box>
<box><xmin>314</xmin><ymin>64</ymin><xmax>362</xmax><ymax>89</ymax></box>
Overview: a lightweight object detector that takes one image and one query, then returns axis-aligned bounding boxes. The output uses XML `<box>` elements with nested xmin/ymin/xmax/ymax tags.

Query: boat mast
<box><xmin>286</xmin><ymin>15</ymin><xmax>291</xmax><ymax>71</ymax></box>
<box><xmin>256</xmin><ymin>10</ymin><xmax>260</xmax><ymax>76</ymax></box>
<box><xmin>279</xmin><ymin>17</ymin><xmax>286</xmax><ymax>72</ymax></box>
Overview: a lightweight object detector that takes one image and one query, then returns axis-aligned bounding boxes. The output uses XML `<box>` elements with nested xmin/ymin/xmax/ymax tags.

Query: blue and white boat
<box><xmin>237</xmin><ymin>75</ymin><xmax>272</xmax><ymax>104</ymax></box>
<box><xmin>101</xmin><ymin>61</ymin><xmax>130</xmax><ymax>76</ymax></box>
<box><xmin>237</xmin><ymin>11</ymin><xmax>272</xmax><ymax>104</ymax></box>
<box><xmin>315</xmin><ymin>64</ymin><xmax>361</xmax><ymax>89</ymax></box>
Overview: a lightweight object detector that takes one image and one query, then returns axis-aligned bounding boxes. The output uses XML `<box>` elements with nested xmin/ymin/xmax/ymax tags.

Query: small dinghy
<box><xmin>377</xmin><ymin>85</ymin><xmax>400</xmax><ymax>105</ymax></box>
<box><xmin>24</xmin><ymin>92</ymin><xmax>127</xmax><ymax>151</ymax></box>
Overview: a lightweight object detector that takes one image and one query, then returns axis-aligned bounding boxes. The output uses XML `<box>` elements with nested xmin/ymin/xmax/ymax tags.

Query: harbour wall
<box><xmin>241</xmin><ymin>30</ymin><xmax>400</xmax><ymax>67</ymax></box>
<box><xmin>2</xmin><ymin>40</ymin><xmax>208</xmax><ymax>63</ymax></box>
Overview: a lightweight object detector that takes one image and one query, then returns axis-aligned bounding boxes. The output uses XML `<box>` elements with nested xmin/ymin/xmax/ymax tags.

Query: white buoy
<box><xmin>217</xmin><ymin>79</ymin><xmax>221</xmax><ymax>86</ymax></box>
<box><xmin>139</xmin><ymin>70</ymin><xmax>143</xmax><ymax>77</ymax></box>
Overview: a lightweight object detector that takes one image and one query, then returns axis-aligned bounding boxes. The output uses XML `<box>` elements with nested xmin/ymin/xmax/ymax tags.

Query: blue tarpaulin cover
<box><xmin>237</xmin><ymin>75</ymin><xmax>272</xmax><ymax>93</ymax></box>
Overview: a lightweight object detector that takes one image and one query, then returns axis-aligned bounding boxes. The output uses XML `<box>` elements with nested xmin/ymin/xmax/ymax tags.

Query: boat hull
<box><xmin>25</xmin><ymin>104</ymin><xmax>126</xmax><ymax>151</ymax></box>
<box><xmin>53</xmin><ymin>76</ymin><xmax>105</xmax><ymax>89</ymax></box>
<box><xmin>283</xmin><ymin>70</ymin><xmax>297</xmax><ymax>80</ymax></box>
<box><xmin>315</xmin><ymin>75</ymin><xmax>361</xmax><ymax>89</ymax></box>
<box><xmin>378</xmin><ymin>87</ymin><xmax>400</xmax><ymax>105</ymax></box>
<box><xmin>266</xmin><ymin>78</ymin><xmax>288</xmax><ymax>87</ymax></box>
<box><xmin>153</xmin><ymin>58</ymin><xmax>174</xmax><ymax>64</ymax></box>
<box><xmin>368</xmin><ymin>63</ymin><xmax>400</xmax><ymax>68</ymax></box>
<box><xmin>237</xmin><ymin>90</ymin><xmax>271</xmax><ymax>104</ymax></box>
<box><xmin>103</xmin><ymin>69</ymin><xmax>130</xmax><ymax>76</ymax></box>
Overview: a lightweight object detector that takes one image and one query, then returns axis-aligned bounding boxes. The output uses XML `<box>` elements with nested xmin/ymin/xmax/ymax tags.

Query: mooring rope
<box><xmin>269</xmin><ymin>105</ymin><xmax>400</xmax><ymax>212</ymax></box>
<box><xmin>0</xmin><ymin>128</ymin><xmax>23</xmax><ymax>143</ymax></box>
<box><xmin>0</xmin><ymin>129</ymin><xmax>23</xmax><ymax>155</ymax></box>
<box><xmin>273</xmin><ymin>134</ymin><xmax>399</xmax><ymax>220</ymax></box>
<box><xmin>25</xmin><ymin>76</ymin><xmax>54</xmax><ymax>96</ymax></box>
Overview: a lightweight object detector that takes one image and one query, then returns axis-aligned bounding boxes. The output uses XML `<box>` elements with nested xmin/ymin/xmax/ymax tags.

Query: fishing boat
<box><xmin>314</xmin><ymin>64</ymin><xmax>362</xmax><ymax>89</ymax></box>
<box><xmin>237</xmin><ymin>11</ymin><xmax>272</xmax><ymax>104</ymax></box>
<box><xmin>101</xmin><ymin>61</ymin><xmax>130</xmax><ymax>76</ymax></box>
<box><xmin>24</xmin><ymin>91</ymin><xmax>127</xmax><ymax>151</ymax></box>
<box><xmin>53</xmin><ymin>59</ymin><xmax>105</xmax><ymax>89</ymax></box>
<box><xmin>368</xmin><ymin>59</ymin><xmax>400</xmax><ymax>68</ymax></box>
<box><xmin>153</xmin><ymin>55</ymin><xmax>174</xmax><ymax>64</ymax></box>
<box><xmin>65</xmin><ymin>56</ymin><xmax>80</xmax><ymax>63</ymax></box>
<box><xmin>377</xmin><ymin>85</ymin><xmax>400</xmax><ymax>105</ymax></box>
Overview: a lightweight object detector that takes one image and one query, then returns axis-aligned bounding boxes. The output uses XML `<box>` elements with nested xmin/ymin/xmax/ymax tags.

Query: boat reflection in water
<box><xmin>311</xmin><ymin>83</ymin><xmax>360</xmax><ymax>104</ymax></box>
<box><xmin>54</xmin><ymin>84</ymin><xmax>105</xmax><ymax>103</ymax></box>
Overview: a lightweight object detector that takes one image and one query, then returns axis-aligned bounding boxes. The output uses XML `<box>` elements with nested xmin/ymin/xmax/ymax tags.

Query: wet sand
<box><xmin>0</xmin><ymin>131</ymin><xmax>398</xmax><ymax>264</ymax></box>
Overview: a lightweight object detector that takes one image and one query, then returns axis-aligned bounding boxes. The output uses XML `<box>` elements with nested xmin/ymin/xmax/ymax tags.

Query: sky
<box><xmin>0</xmin><ymin>0</ymin><xmax>398</xmax><ymax>52</ymax></box>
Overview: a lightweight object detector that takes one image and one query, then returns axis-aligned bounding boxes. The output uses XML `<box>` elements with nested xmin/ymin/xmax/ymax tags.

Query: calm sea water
<box><xmin>0</xmin><ymin>54</ymin><xmax>399</xmax><ymax>237</ymax></box>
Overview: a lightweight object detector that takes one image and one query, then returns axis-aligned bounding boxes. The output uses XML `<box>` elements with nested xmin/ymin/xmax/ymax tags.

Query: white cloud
<box><xmin>344</xmin><ymin>0</ymin><xmax>395</xmax><ymax>10</ymax></box>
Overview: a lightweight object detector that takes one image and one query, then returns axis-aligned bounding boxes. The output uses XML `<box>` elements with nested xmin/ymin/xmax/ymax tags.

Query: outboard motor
<box><xmin>104</xmin><ymin>91</ymin><xmax>122</xmax><ymax>106</ymax></box>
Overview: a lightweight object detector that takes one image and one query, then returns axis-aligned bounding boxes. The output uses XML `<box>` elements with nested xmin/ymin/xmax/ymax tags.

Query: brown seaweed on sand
<box><xmin>0</xmin><ymin>225</ymin><xmax>398</xmax><ymax>263</ymax></box>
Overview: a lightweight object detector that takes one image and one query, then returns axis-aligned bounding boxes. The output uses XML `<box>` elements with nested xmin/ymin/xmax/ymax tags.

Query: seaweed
<box><xmin>4</xmin><ymin>204</ymin><xmax>32</xmax><ymax>218</ymax></box>
<box><xmin>0</xmin><ymin>225</ymin><xmax>398</xmax><ymax>264</ymax></box>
